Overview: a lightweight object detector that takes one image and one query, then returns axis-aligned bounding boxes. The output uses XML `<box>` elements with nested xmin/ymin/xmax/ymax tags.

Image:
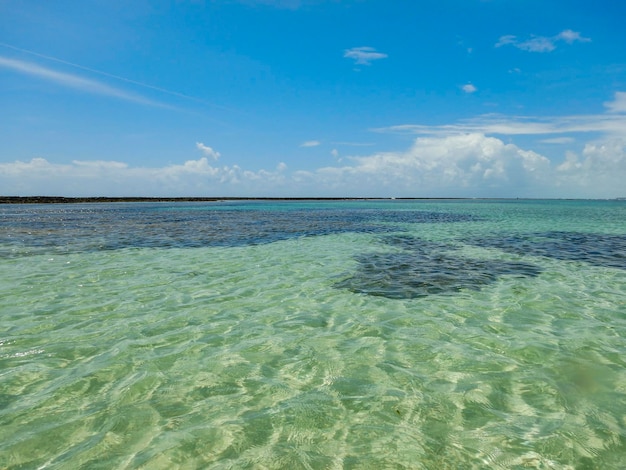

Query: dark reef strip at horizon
<box><xmin>0</xmin><ymin>196</ymin><xmax>478</xmax><ymax>204</ymax></box>
<box><xmin>2</xmin><ymin>196</ymin><xmax>624</xmax><ymax>204</ymax></box>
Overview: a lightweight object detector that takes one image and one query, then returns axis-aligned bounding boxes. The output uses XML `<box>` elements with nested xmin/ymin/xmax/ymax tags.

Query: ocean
<box><xmin>1</xmin><ymin>199</ymin><xmax>625</xmax><ymax>469</ymax></box>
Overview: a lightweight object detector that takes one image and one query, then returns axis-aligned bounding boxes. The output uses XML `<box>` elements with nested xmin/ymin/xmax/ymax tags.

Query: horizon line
<box><xmin>1</xmin><ymin>196</ymin><xmax>623</xmax><ymax>204</ymax></box>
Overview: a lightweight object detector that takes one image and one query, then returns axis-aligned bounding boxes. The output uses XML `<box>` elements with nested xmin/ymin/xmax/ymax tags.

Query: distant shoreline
<box><xmin>0</xmin><ymin>196</ymin><xmax>620</xmax><ymax>204</ymax></box>
<box><xmin>0</xmin><ymin>196</ymin><xmax>475</xmax><ymax>204</ymax></box>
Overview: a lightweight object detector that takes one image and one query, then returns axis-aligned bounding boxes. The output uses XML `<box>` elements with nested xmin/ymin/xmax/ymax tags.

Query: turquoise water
<box><xmin>1</xmin><ymin>200</ymin><xmax>625</xmax><ymax>469</ymax></box>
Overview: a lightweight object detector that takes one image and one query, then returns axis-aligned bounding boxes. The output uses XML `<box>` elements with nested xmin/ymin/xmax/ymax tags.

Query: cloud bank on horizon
<box><xmin>1</xmin><ymin>1</ymin><xmax>626</xmax><ymax>198</ymax></box>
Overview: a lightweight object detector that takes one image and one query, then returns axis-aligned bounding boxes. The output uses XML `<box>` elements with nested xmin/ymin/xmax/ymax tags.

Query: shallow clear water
<box><xmin>1</xmin><ymin>199</ymin><xmax>625</xmax><ymax>469</ymax></box>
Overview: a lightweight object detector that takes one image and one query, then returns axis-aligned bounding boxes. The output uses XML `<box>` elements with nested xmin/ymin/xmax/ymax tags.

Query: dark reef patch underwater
<box><xmin>335</xmin><ymin>235</ymin><xmax>543</xmax><ymax>299</ymax></box>
<box><xmin>336</xmin><ymin>230</ymin><xmax>626</xmax><ymax>300</ymax></box>
<box><xmin>467</xmin><ymin>231</ymin><xmax>626</xmax><ymax>270</ymax></box>
<box><xmin>3</xmin><ymin>201</ymin><xmax>626</xmax><ymax>300</ymax></box>
<box><xmin>0</xmin><ymin>202</ymin><xmax>479</xmax><ymax>256</ymax></box>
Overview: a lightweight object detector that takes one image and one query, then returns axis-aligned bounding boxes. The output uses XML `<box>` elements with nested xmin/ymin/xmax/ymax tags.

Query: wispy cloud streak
<box><xmin>373</xmin><ymin>93</ymin><xmax>626</xmax><ymax>139</ymax></box>
<box><xmin>0</xmin><ymin>55</ymin><xmax>165</xmax><ymax>106</ymax></box>
<box><xmin>344</xmin><ymin>47</ymin><xmax>388</xmax><ymax>65</ymax></box>
<box><xmin>0</xmin><ymin>43</ymin><xmax>229</xmax><ymax>110</ymax></box>
<box><xmin>495</xmin><ymin>29</ymin><xmax>590</xmax><ymax>53</ymax></box>
<box><xmin>300</xmin><ymin>140</ymin><xmax>321</xmax><ymax>147</ymax></box>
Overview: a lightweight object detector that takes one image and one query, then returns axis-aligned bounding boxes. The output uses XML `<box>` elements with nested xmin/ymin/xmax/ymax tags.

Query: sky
<box><xmin>1</xmin><ymin>0</ymin><xmax>626</xmax><ymax>198</ymax></box>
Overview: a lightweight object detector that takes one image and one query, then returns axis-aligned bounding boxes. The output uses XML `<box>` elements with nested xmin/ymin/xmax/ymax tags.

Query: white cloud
<box><xmin>0</xmin><ymin>56</ymin><xmax>163</xmax><ymax>106</ymax></box>
<box><xmin>557</xmin><ymin>29</ymin><xmax>591</xmax><ymax>44</ymax></box>
<box><xmin>462</xmin><ymin>83</ymin><xmax>477</xmax><ymax>93</ymax></box>
<box><xmin>300</xmin><ymin>140</ymin><xmax>321</xmax><ymax>147</ymax></box>
<box><xmin>555</xmin><ymin>139</ymin><xmax>626</xmax><ymax>195</ymax></box>
<box><xmin>374</xmin><ymin>109</ymin><xmax>626</xmax><ymax>139</ymax></box>
<box><xmin>517</xmin><ymin>36</ymin><xmax>556</xmax><ymax>53</ymax></box>
<box><xmin>323</xmin><ymin>133</ymin><xmax>552</xmax><ymax>196</ymax></box>
<box><xmin>3</xmin><ymin>93</ymin><xmax>625</xmax><ymax>199</ymax></box>
<box><xmin>0</xmin><ymin>157</ymin><xmax>287</xmax><ymax>196</ymax></box>
<box><xmin>495</xmin><ymin>29</ymin><xmax>590</xmax><ymax>53</ymax></box>
<box><xmin>196</xmin><ymin>142</ymin><xmax>221</xmax><ymax>160</ymax></box>
<box><xmin>0</xmin><ymin>43</ymin><xmax>233</xmax><ymax>110</ymax></box>
<box><xmin>3</xmin><ymin>133</ymin><xmax>626</xmax><ymax>198</ymax></box>
<box><xmin>72</xmin><ymin>160</ymin><xmax>128</xmax><ymax>169</ymax></box>
<box><xmin>540</xmin><ymin>137</ymin><xmax>575</xmax><ymax>144</ymax></box>
<box><xmin>344</xmin><ymin>47</ymin><xmax>388</xmax><ymax>66</ymax></box>
<box><xmin>302</xmin><ymin>134</ymin><xmax>624</xmax><ymax>198</ymax></box>
<box><xmin>604</xmin><ymin>91</ymin><xmax>626</xmax><ymax>113</ymax></box>
<box><xmin>495</xmin><ymin>35</ymin><xmax>517</xmax><ymax>47</ymax></box>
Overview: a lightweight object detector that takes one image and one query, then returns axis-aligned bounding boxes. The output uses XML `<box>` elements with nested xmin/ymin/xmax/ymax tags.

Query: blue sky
<box><xmin>1</xmin><ymin>0</ymin><xmax>626</xmax><ymax>198</ymax></box>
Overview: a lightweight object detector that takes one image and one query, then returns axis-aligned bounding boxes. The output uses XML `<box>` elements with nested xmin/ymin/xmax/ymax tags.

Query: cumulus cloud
<box><xmin>305</xmin><ymin>133</ymin><xmax>552</xmax><ymax>197</ymax></box>
<box><xmin>555</xmin><ymin>139</ymin><xmax>626</xmax><ymax>195</ymax></box>
<box><xmin>462</xmin><ymin>83</ymin><xmax>477</xmax><ymax>93</ymax></box>
<box><xmin>495</xmin><ymin>29</ymin><xmax>590</xmax><ymax>52</ymax></box>
<box><xmin>557</xmin><ymin>29</ymin><xmax>591</xmax><ymax>44</ymax></box>
<box><xmin>0</xmin><ymin>157</ymin><xmax>287</xmax><ymax>196</ymax></box>
<box><xmin>196</xmin><ymin>142</ymin><xmax>221</xmax><ymax>160</ymax></box>
<box><xmin>344</xmin><ymin>47</ymin><xmax>388</xmax><ymax>66</ymax></box>
<box><xmin>3</xmin><ymin>133</ymin><xmax>626</xmax><ymax>198</ymax></box>
<box><xmin>299</xmin><ymin>134</ymin><xmax>624</xmax><ymax>198</ymax></box>
<box><xmin>300</xmin><ymin>140</ymin><xmax>321</xmax><ymax>147</ymax></box>
<box><xmin>3</xmin><ymin>93</ymin><xmax>626</xmax><ymax>199</ymax></box>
